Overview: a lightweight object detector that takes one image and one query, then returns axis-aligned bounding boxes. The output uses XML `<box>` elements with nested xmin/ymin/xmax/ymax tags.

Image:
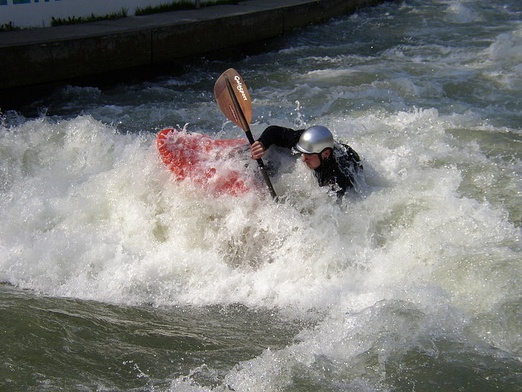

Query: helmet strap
<box><xmin>319</xmin><ymin>148</ymin><xmax>332</xmax><ymax>165</ymax></box>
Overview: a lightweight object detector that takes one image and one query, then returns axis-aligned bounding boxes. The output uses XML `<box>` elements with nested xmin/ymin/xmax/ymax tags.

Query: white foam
<box><xmin>1</xmin><ymin>111</ymin><xmax>518</xmax><ymax>314</ymax></box>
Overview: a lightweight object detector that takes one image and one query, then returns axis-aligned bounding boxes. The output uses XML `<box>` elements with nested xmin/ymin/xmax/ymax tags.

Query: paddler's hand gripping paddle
<box><xmin>214</xmin><ymin>68</ymin><xmax>277</xmax><ymax>199</ymax></box>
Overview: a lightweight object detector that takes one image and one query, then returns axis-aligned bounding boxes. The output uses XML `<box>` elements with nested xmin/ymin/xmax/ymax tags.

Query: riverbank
<box><xmin>0</xmin><ymin>0</ymin><xmax>386</xmax><ymax>108</ymax></box>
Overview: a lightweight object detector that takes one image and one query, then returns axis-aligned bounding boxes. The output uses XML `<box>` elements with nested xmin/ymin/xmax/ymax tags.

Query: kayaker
<box><xmin>250</xmin><ymin>125</ymin><xmax>363</xmax><ymax>197</ymax></box>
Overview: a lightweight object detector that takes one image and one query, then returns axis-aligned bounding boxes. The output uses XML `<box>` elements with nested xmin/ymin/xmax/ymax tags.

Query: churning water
<box><xmin>1</xmin><ymin>0</ymin><xmax>521</xmax><ymax>390</ymax></box>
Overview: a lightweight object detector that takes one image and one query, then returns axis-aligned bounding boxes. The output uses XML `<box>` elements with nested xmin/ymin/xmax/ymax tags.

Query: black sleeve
<box><xmin>258</xmin><ymin>126</ymin><xmax>304</xmax><ymax>150</ymax></box>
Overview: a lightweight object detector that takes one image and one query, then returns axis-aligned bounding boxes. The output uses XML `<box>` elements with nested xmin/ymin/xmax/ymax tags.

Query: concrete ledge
<box><xmin>151</xmin><ymin>9</ymin><xmax>285</xmax><ymax>64</ymax></box>
<box><xmin>0</xmin><ymin>0</ymin><xmax>387</xmax><ymax>96</ymax></box>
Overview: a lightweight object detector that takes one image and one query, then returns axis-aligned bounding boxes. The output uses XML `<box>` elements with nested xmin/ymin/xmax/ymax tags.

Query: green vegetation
<box><xmin>0</xmin><ymin>22</ymin><xmax>20</xmax><ymax>32</ymax></box>
<box><xmin>1</xmin><ymin>0</ymin><xmax>243</xmax><ymax>30</ymax></box>
<box><xmin>135</xmin><ymin>0</ymin><xmax>239</xmax><ymax>16</ymax></box>
<box><xmin>50</xmin><ymin>8</ymin><xmax>128</xmax><ymax>26</ymax></box>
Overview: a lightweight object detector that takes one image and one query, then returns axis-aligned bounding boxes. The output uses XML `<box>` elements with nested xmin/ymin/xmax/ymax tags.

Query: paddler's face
<box><xmin>301</xmin><ymin>149</ymin><xmax>330</xmax><ymax>170</ymax></box>
<box><xmin>301</xmin><ymin>153</ymin><xmax>322</xmax><ymax>170</ymax></box>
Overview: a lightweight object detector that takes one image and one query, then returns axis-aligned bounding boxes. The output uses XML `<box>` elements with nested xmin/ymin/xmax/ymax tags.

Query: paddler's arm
<box><xmin>251</xmin><ymin>126</ymin><xmax>303</xmax><ymax>160</ymax></box>
<box><xmin>251</xmin><ymin>140</ymin><xmax>266</xmax><ymax>160</ymax></box>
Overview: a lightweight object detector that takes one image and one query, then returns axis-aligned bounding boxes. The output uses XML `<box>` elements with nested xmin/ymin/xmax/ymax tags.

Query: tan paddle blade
<box><xmin>214</xmin><ymin>68</ymin><xmax>278</xmax><ymax>199</ymax></box>
<box><xmin>214</xmin><ymin>68</ymin><xmax>253</xmax><ymax>131</ymax></box>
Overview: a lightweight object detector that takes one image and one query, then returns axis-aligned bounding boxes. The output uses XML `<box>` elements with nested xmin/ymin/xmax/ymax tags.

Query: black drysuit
<box><xmin>257</xmin><ymin>126</ymin><xmax>363</xmax><ymax>196</ymax></box>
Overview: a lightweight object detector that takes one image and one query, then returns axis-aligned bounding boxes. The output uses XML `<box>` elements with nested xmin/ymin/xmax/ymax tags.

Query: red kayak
<box><xmin>157</xmin><ymin>128</ymin><xmax>255</xmax><ymax>195</ymax></box>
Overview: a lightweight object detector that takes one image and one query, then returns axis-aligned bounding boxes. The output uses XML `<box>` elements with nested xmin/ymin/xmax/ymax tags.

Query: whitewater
<box><xmin>1</xmin><ymin>0</ymin><xmax>521</xmax><ymax>390</ymax></box>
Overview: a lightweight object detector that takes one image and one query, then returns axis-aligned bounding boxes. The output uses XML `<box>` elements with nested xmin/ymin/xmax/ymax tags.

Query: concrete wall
<box><xmin>0</xmin><ymin>0</ymin><xmax>387</xmax><ymax>95</ymax></box>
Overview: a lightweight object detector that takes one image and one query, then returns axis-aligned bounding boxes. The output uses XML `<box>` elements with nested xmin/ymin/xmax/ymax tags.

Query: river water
<box><xmin>1</xmin><ymin>0</ymin><xmax>521</xmax><ymax>390</ymax></box>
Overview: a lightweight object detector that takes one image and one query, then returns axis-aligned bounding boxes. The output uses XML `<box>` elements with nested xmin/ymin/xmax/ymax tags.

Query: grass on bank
<box><xmin>135</xmin><ymin>0</ymin><xmax>239</xmax><ymax>16</ymax></box>
<box><xmin>0</xmin><ymin>22</ymin><xmax>21</xmax><ymax>32</ymax></box>
<box><xmin>51</xmin><ymin>8</ymin><xmax>128</xmax><ymax>26</ymax></box>
<box><xmin>0</xmin><ymin>0</ymin><xmax>242</xmax><ymax>30</ymax></box>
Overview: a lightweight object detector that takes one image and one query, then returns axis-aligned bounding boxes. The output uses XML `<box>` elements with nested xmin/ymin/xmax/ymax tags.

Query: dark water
<box><xmin>2</xmin><ymin>284</ymin><xmax>310</xmax><ymax>390</ymax></box>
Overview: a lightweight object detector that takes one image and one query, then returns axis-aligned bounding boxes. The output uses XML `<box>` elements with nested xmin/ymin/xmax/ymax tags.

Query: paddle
<box><xmin>214</xmin><ymin>68</ymin><xmax>277</xmax><ymax>199</ymax></box>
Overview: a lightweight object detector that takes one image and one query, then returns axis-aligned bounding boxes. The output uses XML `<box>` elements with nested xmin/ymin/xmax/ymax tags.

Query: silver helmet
<box><xmin>296</xmin><ymin>126</ymin><xmax>334</xmax><ymax>154</ymax></box>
